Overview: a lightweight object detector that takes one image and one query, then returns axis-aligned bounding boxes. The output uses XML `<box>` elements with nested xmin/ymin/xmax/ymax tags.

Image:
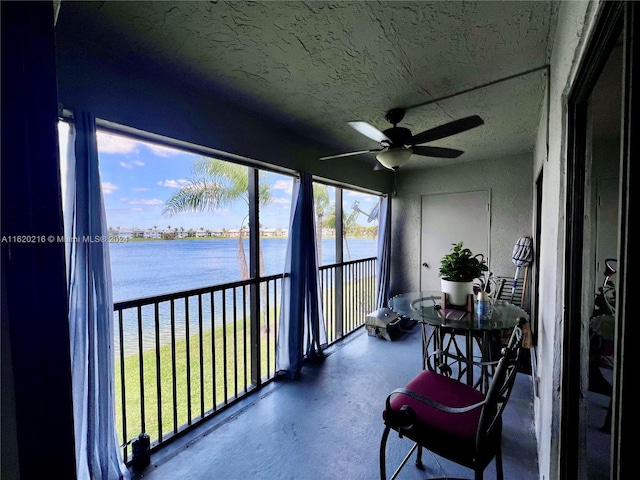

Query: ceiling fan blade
<box><xmin>412</xmin><ymin>145</ymin><xmax>464</xmax><ymax>158</ymax></box>
<box><xmin>320</xmin><ymin>148</ymin><xmax>382</xmax><ymax>161</ymax></box>
<box><xmin>348</xmin><ymin>121</ymin><xmax>391</xmax><ymax>143</ymax></box>
<box><xmin>407</xmin><ymin>115</ymin><xmax>484</xmax><ymax>146</ymax></box>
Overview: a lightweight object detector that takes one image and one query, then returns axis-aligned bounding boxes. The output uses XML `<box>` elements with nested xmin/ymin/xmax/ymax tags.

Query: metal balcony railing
<box><xmin>113</xmin><ymin>257</ymin><xmax>376</xmax><ymax>462</ymax></box>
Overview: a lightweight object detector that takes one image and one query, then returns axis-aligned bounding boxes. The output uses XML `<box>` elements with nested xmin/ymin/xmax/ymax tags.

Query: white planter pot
<box><xmin>440</xmin><ymin>279</ymin><xmax>474</xmax><ymax>306</ymax></box>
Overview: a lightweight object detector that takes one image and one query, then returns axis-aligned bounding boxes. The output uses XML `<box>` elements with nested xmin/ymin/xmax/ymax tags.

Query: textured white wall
<box><xmin>390</xmin><ymin>152</ymin><xmax>533</xmax><ymax>297</ymax></box>
<box><xmin>532</xmin><ymin>1</ymin><xmax>600</xmax><ymax>479</ymax></box>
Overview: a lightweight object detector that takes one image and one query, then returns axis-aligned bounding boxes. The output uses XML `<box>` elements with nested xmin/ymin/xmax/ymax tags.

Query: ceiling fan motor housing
<box><xmin>382</xmin><ymin>126</ymin><xmax>412</xmax><ymax>146</ymax></box>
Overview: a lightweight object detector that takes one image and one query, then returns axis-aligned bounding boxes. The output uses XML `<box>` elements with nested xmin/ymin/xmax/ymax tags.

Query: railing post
<box><xmin>335</xmin><ymin>188</ymin><xmax>344</xmax><ymax>338</ymax></box>
<box><xmin>248</xmin><ymin>168</ymin><xmax>261</xmax><ymax>386</ymax></box>
<box><xmin>250</xmin><ymin>281</ymin><xmax>261</xmax><ymax>386</ymax></box>
<box><xmin>336</xmin><ymin>264</ymin><xmax>344</xmax><ymax>338</ymax></box>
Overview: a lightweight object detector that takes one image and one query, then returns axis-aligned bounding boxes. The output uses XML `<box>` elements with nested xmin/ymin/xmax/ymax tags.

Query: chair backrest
<box><xmin>476</xmin><ymin>320</ymin><xmax>525</xmax><ymax>451</ymax></box>
<box><xmin>486</xmin><ymin>275</ymin><xmax>506</xmax><ymax>303</ymax></box>
<box><xmin>473</xmin><ymin>275</ymin><xmax>505</xmax><ymax>303</ymax></box>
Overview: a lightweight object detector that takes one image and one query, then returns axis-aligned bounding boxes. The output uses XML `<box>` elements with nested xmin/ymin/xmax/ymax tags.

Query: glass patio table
<box><xmin>388</xmin><ymin>291</ymin><xmax>529</xmax><ymax>392</ymax></box>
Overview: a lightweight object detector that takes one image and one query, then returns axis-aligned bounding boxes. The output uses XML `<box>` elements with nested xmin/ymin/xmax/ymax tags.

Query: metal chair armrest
<box><xmin>386</xmin><ymin>387</ymin><xmax>486</xmax><ymax>415</ymax></box>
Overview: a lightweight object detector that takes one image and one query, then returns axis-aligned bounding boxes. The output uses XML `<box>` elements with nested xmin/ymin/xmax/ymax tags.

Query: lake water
<box><xmin>109</xmin><ymin>237</ymin><xmax>377</xmax><ymax>356</ymax></box>
<box><xmin>110</xmin><ymin>237</ymin><xmax>377</xmax><ymax>302</ymax></box>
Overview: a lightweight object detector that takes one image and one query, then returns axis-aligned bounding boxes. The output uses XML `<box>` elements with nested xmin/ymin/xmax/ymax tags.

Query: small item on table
<box><xmin>476</xmin><ymin>290</ymin><xmax>490</xmax><ymax>316</ymax></box>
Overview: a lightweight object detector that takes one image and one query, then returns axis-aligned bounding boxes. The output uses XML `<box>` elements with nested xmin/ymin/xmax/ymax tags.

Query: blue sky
<box><xmin>95</xmin><ymin>133</ymin><xmax>295</xmax><ymax>231</ymax></box>
<box><xmin>58</xmin><ymin>123</ymin><xmax>379</xmax><ymax>231</ymax></box>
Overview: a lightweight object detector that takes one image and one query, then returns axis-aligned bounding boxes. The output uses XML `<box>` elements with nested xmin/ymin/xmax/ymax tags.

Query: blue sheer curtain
<box><xmin>375</xmin><ymin>195</ymin><xmax>391</xmax><ymax>309</ymax></box>
<box><xmin>276</xmin><ymin>171</ymin><xmax>327</xmax><ymax>379</ymax></box>
<box><xmin>63</xmin><ymin>113</ymin><xmax>130</xmax><ymax>480</ymax></box>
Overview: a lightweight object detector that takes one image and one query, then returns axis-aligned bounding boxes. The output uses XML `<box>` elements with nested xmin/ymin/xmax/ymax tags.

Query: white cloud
<box><xmin>146</xmin><ymin>143</ymin><xmax>184</xmax><ymax>157</ymax></box>
<box><xmin>272</xmin><ymin>197</ymin><xmax>290</xmax><ymax>205</ymax></box>
<box><xmin>346</xmin><ymin>190</ymin><xmax>370</xmax><ymax>198</ymax></box>
<box><xmin>120</xmin><ymin>159</ymin><xmax>145</xmax><ymax>169</ymax></box>
<box><xmin>272</xmin><ymin>179</ymin><xmax>293</xmax><ymax>194</ymax></box>
<box><xmin>157</xmin><ymin>179</ymin><xmax>190</xmax><ymax>188</ymax></box>
<box><xmin>101</xmin><ymin>182</ymin><xmax>119</xmax><ymax>194</ymax></box>
<box><xmin>127</xmin><ymin>198</ymin><xmax>164</xmax><ymax>206</ymax></box>
<box><xmin>132</xmin><ymin>187</ymin><xmax>149</xmax><ymax>192</ymax></box>
<box><xmin>97</xmin><ymin>131</ymin><xmax>140</xmax><ymax>154</ymax></box>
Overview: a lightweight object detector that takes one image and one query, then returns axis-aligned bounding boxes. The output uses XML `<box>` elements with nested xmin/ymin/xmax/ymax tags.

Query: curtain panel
<box><xmin>63</xmin><ymin>113</ymin><xmax>130</xmax><ymax>480</ymax></box>
<box><xmin>1</xmin><ymin>2</ymin><xmax>77</xmax><ymax>476</ymax></box>
<box><xmin>276</xmin><ymin>171</ymin><xmax>327</xmax><ymax>379</ymax></box>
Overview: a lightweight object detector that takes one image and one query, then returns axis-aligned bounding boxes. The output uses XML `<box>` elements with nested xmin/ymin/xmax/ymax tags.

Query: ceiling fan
<box><xmin>320</xmin><ymin>108</ymin><xmax>484</xmax><ymax>170</ymax></box>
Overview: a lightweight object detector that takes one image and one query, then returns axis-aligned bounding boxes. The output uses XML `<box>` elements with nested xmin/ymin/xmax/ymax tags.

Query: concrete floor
<box><xmin>133</xmin><ymin>324</ymin><xmax>538</xmax><ymax>480</ymax></box>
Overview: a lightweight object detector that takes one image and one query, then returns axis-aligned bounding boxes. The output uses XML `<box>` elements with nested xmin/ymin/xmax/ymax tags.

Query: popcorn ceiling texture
<box><xmin>56</xmin><ymin>1</ymin><xmax>557</xmax><ymax>168</ymax></box>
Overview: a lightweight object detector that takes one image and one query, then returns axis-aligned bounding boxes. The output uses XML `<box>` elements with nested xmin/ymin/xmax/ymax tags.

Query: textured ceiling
<box><xmin>56</xmin><ymin>1</ymin><xmax>558</xmax><ymax>170</ymax></box>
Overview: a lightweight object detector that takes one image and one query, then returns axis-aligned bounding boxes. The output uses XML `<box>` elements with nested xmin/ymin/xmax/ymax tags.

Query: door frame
<box><xmin>563</xmin><ymin>2</ymin><xmax>635</xmax><ymax>478</ymax></box>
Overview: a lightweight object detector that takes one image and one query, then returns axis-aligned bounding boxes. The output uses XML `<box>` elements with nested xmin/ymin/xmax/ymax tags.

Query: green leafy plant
<box><xmin>438</xmin><ymin>241</ymin><xmax>488</xmax><ymax>282</ymax></box>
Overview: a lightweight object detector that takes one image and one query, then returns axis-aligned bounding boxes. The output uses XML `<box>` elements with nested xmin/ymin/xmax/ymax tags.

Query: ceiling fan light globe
<box><xmin>376</xmin><ymin>148</ymin><xmax>412</xmax><ymax>170</ymax></box>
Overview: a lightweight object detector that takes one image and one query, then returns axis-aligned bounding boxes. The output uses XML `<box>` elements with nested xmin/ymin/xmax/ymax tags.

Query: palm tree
<box><xmin>163</xmin><ymin>157</ymin><xmax>273</xmax><ymax>280</ymax></box>
<box><xmin>163</xmin><ymin>157</ymin><xmax>271</xmax><ymax>216</ymax></box>
<box><xmin>322</xmin><ymin>202</ymin><xmax>366</xmax><ymax>262</ymax></box>
<box><xmin>342</xmin><ymin>202</ymin><xmax>369</xmax><ymax>261</ymax></box>
<box><xmin>313</xmin><ymin>184</ymin><xmax>330</xmax><ymax>264</ymax></box>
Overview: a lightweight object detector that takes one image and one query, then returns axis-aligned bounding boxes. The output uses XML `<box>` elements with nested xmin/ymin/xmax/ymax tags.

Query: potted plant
<box><xmin>439</xmin><ymin>241</ymin><xmax>489</xmax><ymax>306</ymax></box>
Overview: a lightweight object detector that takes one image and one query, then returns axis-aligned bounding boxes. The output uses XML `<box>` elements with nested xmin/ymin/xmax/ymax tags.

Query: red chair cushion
<box><xmin>383</xmin><ymin>370</ymin><xmax>499</xmax><ymax>467</ymax></box>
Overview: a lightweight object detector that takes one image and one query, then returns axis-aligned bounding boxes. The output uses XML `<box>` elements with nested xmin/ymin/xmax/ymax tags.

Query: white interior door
<box><xmin>420</xmin><ymin>191</ymin><xmax>490</xmax><ymax>292</ymax></box>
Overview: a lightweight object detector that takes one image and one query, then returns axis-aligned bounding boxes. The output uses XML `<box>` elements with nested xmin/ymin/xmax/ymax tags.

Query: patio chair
<box><xmin>380</xmin><ymin>319</ymin><xmax>525</xmax><ymax>480</ymax></box>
